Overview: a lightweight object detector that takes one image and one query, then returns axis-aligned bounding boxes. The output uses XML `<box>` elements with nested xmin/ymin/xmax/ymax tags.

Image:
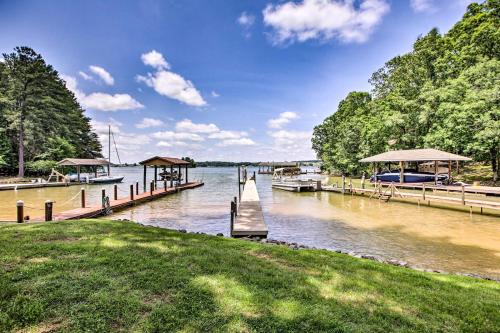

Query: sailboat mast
<box><xmin>108</xmin><ymin>125</ymin><xmax>111</xmax><ymax>176</ymax></box>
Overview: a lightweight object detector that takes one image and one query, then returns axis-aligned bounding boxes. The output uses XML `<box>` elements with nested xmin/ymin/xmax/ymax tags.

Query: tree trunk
<box><xmin>18</xmin><ymin>121</ymin><xmax>24</xmax><ymax>178</ymax></box>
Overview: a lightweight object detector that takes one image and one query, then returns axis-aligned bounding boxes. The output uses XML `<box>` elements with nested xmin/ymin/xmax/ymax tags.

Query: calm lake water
<box><xmin>1</xmin><ymin>166</ymin><xmax>499</xmax><ymax>278</ymax></box>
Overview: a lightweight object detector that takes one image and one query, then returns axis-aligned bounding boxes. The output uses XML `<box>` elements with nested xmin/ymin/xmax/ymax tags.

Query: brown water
<box><xmin>1</xmin><ymin>166</ymin><xmax>499</xmax><ymax>278</ymax></box>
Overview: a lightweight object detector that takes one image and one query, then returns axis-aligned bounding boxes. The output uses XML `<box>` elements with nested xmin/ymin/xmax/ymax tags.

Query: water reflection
<box><xmin>1</xmin><ymin>166</ymin><xmax>499</xmax><ymax>278</ymax></box>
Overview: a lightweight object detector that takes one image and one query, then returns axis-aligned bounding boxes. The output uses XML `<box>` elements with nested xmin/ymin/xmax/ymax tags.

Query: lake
<box><xmin>1</xmin><ymin>166</ymin><xmax>499</xmax><ymax>278</ymax></box>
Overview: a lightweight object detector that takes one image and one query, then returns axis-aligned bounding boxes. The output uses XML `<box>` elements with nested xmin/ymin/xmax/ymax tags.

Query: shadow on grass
<box><xmin>0</xmin><ymin>220</ymin><xmax>499</xmax><ymax>332</ymax></box>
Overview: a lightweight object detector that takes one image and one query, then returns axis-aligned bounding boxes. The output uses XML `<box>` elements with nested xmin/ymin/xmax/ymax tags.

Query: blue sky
<box><xmin>0</xmin><ymin>0</ymin><xmax>473</xmax><ymax>162</ymax></box>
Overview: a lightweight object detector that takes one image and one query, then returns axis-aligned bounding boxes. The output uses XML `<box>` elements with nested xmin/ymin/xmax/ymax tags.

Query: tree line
<box><xmin>312</xmin><ymin>1</ymin><xmax>499</xmax><ymax>181</ymax></box>
<box><xmin>0</xmin><ymin>47</ymin><xmax>102</xmax><ymax>177</ymax></box>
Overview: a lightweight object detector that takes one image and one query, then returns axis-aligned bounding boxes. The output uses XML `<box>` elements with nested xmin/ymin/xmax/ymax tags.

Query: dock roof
<box><xmin>359</xmin><ymin>149</ymin><xmax>472</xmax><ymax>163</ymax></box>
<box><xmin>57</xmin><ymin>158</ymin><xmax>110</xmax><ymax>166</ymax></box>
<box><xmin>258</xmin><ymin>161</ymin><xmax>297</xmax><ymax>167</ymax></box>
<box><xmin>139</xmin><ymin>156</ymin><xmax>190</xmax><ymax>166</ymax></box>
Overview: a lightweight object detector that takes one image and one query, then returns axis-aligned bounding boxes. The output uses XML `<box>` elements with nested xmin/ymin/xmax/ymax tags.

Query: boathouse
<box><xmin>359</xmin><ymin>148</ymin><xmax>471</xmax><ymax>184</ymax></box>
<box><xmin>57</xmin><ymin>158</ymin><xmax>111</xmax><ymax>182</ymax></box>
<box><xmin>139</xmin><ymin>156</ymin><xmax>190</xmax><ymax>191</ymax></box>
<box><xmin>258</xmin><ymin>161</ymin><xmax>298</xmax><ymax>174</ymax></box>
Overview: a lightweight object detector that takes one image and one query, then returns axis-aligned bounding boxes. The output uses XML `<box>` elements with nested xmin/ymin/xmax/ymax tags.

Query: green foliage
<box><xmin>0</xmin><ymin>47</ymin><xmax>102</xmax><ymax>176</ymax></box>
<box><xmin>25</xmin><ymin>160</ymin><xmax>57</xmax><ymax>175</ymax></box>
<box><xmin>0</xmin><ymin>220</ymin><xmax>498</xmax><ymax>332</ymax></box>
<box><xmin>181</xmin><ymin>156</ymin><xmax>197</xmax><ymax>167</ymax></box>
<box><xmin>312</xmin><ymin>1</ymin><xmax>500</xmax><ymax>179</ymax></box>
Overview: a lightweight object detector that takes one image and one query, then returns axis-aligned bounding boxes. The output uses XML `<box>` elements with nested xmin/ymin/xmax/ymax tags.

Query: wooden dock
<box><xmin>231</xmin><ymin>179</ymin><xmax>268</xmax><ymax>237</ymax></box>
<box><xmin>34</xmin><ymin>181</ymin><xmax>204</xmax><ymax>221</ymax></box>
<box><xmin>322</xmin><ymin>182</ymin><xmax>500</xmax><ymax>213</ymax></box>
<box><xmin>0</xmin><ymin>182</ymin><xmax>75</xmax><ymax>191</ymax></box>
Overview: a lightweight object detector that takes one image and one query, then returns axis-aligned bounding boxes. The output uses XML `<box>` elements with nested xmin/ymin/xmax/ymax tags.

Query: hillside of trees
<box><xmin>312</xmin><ymin>1</ymin><xmax>499</xmax><ymax>181</ymax></box>
<box><xmin>0</xmin><ymin>47</ymin><xmax>102</xmax><ymax>177</ymax></box>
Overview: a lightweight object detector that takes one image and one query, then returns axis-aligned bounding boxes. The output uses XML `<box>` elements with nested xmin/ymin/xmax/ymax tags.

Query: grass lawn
<box><xmin>0</xmin><ymin>220</ymin><xmax>499</xmax><ymax>332</ymax></box>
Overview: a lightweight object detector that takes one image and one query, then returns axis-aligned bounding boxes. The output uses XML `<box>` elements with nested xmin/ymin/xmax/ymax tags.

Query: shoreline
<box><xmin>122</xmin><ymin>219</ymin><xmax>500</xmax><ymax>283</ymax></box>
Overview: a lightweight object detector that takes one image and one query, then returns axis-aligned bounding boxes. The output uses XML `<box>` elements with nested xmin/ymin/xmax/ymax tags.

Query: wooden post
<box><xmin>101</xmin><ymin>188</ymin><xmax>106</xmax><ymax>207</ymax></box>
<box><xmin>143</xmin><ymin>164</ymin><xmax>147</xmax><ymax>192</ymax></box>
<box><xmin>434</xmin><ymin>160</ymin><xmax>438</xmax><ymax>185</ymax></box>
<box><xmin>164</xmin><ymin>180</ymin><xmax>167</xmax><ymax>191</ymax></box>
<box><xmin>170</xmin><ymin>165</ymin><xmax>174</xmax><ymax>187</ymax></box>
<box><xmin>349</xmin><ymin>178</ymin><xmax>353</xmax><ymax>194</ymax></box>
<box><xmin>154</xmin><ymin>165</ymin><xmax>157</xmax><ymax>182</ymax></box>
<box><xmin>361</xmin><ymin>172</ymin><xmax>365</xmax><ymax>189</ymax></box>
<box><xmin>399</xmin><ymin>161</ymin><xmax>404</xmax><ymax>184</ymax></box>
<box><xmin>135</xmin><ymin>182</ymin><xmax>139</xmax><ymax>195</ymax></box>
<box><xmin>178</xmin><ymin>165</ymin><xmax>181</xmax><ymax>185</ymax></box>
<box><xmin>253</xmin><ymin>171</ymin><xmax>256</xmax><ymax>182</ymax></box>
<box><xmin>150</xmin><ymin>180</ymin><xmax>154</xmax><ymax>196</ymax></box>
<box><xmin>461</xmin><ymin>185</ymin><xmax>465</xmax><ymax>205</ymax></box>
<box><xmin>230</xmin><ymin>201</ymin><xmax>235</xmax><ymax>236</ymax></box>
<box><xmin>238</xmin><ymin>166</ymin><xmax>241</xmax><ymax>200</ymax></box>
<box><xmin>81</xmin><ymin>188</ymin><xmax>86</xmax><ymax>208</ymax></box>
<box><xmin>77</xmin><ymin>165</ymin><xmax>81</xmax><ymax>183</ymax></box>
<box><xmin>185</xmin><ymin>165</ymin><xmax>188</xmax><ymax>184</ymax></box>
<box><xmin>448</xmin><ymin>160</ymin><xmax>452</xmax><ymax>183</ymax></box>
<box><xmin>17</xmin><ymin>200</ymin><xmax>24</xmax><ymax>223</ymax></box>
<box><xmin>341</xmin><ymin>175</ymin><xmax>346</xmax><ymax>194</ymax></box>
<box><xmin>391</xmin><ymin>182</ymin><xmax>395</xmax><ymax>197</ymax></box>
<box><xmin>114</xmin><ymin>184</ymin><xmax>118</xmax><ymax>201</ymax></box>
<box><xmin>422</xmin><ymin>183</ymin><xmax>426</xmax><ymax>201</ymax></box>
<box><xmin>44</xmin><ymin>200</ymin><xmax>53</xmax><ymax>221</ymax></box>
<box><xmin>234</xmin><ymin>196</ymin><xmax>238</xmax><ymax>216</ymax></box>
<box><xmin>130</xmin><ymin>184</ymin><xmax>134</xmax><ymax>200</ymax></box>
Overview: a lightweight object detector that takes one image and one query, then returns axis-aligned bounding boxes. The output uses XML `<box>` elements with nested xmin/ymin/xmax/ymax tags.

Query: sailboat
<box><xmin>89</xmin><ymin>125</ymin><xmax>124</xmax><ymax>184</ymax></box>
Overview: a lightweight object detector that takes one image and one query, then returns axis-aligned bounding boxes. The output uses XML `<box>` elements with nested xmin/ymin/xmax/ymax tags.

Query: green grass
<box><xmin>0</xmin><ymin>220</ymin><xmax>499</xmax><ymax>332</ymax></box>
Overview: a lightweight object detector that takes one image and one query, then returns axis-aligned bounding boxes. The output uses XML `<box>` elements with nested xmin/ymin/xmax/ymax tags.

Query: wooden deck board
<box><xmin>34</xmin><ymin>182</ymin><xmax>204</xmax><ymax>221</ymax></box>
<box><xmin>232</xmin><ymin>179</ymin><xmax>268</xmax><ymax>237</ymax></box>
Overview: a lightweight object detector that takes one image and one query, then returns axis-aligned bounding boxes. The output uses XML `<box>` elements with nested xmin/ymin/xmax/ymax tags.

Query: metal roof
<box><xmin>57</xmin><ymin>158</ymin><xmax>110</xmax><ymax>166</ymax></box>
<box><xmin>139</xmin><ymin>156</ymin><xmax>190</xmax><ymax>166</ymax></box>
<box><xmin>359</xmin><ymin>149</ymin><xmax>472</xmax><ymax>162</ymax></box>
<box><xmin>259</xmin><ymin>161</ymin><xmax>298</xmax><ymax>167</ymax></box>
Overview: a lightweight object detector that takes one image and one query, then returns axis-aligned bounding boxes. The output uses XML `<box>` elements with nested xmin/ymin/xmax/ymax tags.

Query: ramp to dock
<box><xmin>232</xmin><ymin>179</ymin><xmax>268</xmax><ymax>237</ymax></box>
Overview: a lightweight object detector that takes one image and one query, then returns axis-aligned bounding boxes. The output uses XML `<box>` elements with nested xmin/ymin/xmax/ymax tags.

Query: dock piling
<box><xmin>230</xmin><ymin>201</ymin><xmax>235</xmax><ymax>235</ymax></box>
<box><xmin>16</xmin><ymin>200</ymin><xmax>24</xmax><ymax>223</ymax></box>
<box><xmin>135</xmin><ymin>182</ymin><xmax>139</xmax><ymax>195</ymax></box>
<box><xmin>81</xmin><ymin>188</ymin><xmax>86</xmax><ymax>208</ymax></box>
<box><xmin>150</xmin><ymin>181</ymin><xmax>154</xmax><ymax>196</ymax></box>
<box><xmin>44</xmin><ymin>200</ymin><xmax>53</xmax><ymax>221</ymax></box>
<box><xmin>101</xmin><ymin>189</ymin><xmax>106</xmax><ymax>207</ymax></box>
<box><xmin>114</xmin><ymin>184</ymin><xmax>118</xmax><ymax>201</ymax></box>
<box><xmin>130</xmin><ymin>184</ymin><xmax>134</xmax><ymax>200</ymax></box>
<box><xmin>461</xmin><ymin>185</ymin><xmax>465</xmax><ymax>205</ymax></box>
<box><xmin>164</xmin><ymin>180</ymin><xmax>167</xmax><ymax>192</ymax></box>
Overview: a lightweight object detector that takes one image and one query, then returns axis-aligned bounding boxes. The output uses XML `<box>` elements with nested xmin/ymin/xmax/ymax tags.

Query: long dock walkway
<box><xmin>231</xmin><ymin>179</ymin><xmax>268</xmax><ymax>237</ymax></box>
<box><xmin>37</xmin><ymin>181</ymin><xmax>204</xmax><ymax>221</ymax></box>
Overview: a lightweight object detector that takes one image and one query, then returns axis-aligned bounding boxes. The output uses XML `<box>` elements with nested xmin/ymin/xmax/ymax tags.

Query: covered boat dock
<box><xmin>139</xmin><ymin>156</ymin><xmax>190</xmax><ymax>192</ymax></box>
<box><xmin>258</xmin><ymin>161</ymin><xmax>298</xmax><ymax>174</ymax></box>
<box><xmin>57</xmin><ymin>158</ymin><xmax>111</xmax><ymax>182</ymax></box>
<box><xmin>359</xmin><ymin>149</ymin><xmax>472</xmax><ymax>184</ymax></box>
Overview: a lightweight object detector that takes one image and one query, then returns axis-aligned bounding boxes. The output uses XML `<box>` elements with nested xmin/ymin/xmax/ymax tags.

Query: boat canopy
<box><xmin>57</xmin><ymin>158</ymin><xmax>110</xmax><ymax>166</ymax></box>
<box><xmin>359</xmin><ymin>149</ymin><xmax>471</xmax><ymax>163</ymax></box>
<box><xmin>139</xmin><ymin>156</ymin><xmax>190</xmax><ymax>166</ymax></box>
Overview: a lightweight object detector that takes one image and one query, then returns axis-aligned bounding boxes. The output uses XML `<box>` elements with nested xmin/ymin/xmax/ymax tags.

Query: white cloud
<box><xmin>89</xmin><ymin>65</ymin><xmax>114</xmax><ymax>85</ymax></box>
<box><xmin>62</xmin><ymin>74</ymin><xmax>143</xmax><ymax>112</ymax></box>
<box><xmin>267</xmin><ymin>111</ymin><xmax>299</xmax><ymax>129</ymax></box>
<box><xmin>208</xmin><ymin>130</ymin><xmax>248</xmax><ymax>140</ymax></box>
<box><xmin>136</xmin><ymin>118</ymin><xmax>164</xmax><ymax>129</ymax></box>
<box><xmin>83</xmin><ymin>92</ymin><xmax>144</xmax><ymax>111</ymax></box>
<box><xmin>269</xmin><ymin>130</ymin><xmax>311</xmax><ymax>145</ymax></box>
<box><xmin>137</xmin><ymin>50</ymin><xmax>206</xmax><ymax>107</ymax></box>
<box><xmin>238</xmin><ymin>11</ymin><xmax>256</xmax><ymax>27</ymax></box>
<box><xmin>175</xmin><ymin>119</ymin><xmax>219</xmax><ymax>133</ymax></box>
<box><xmin>263</xmin><ymin>0</ymin><xmax>389</xmax><ymax>44</ymax></box>
<box><xmin>211</xmin><ymin>91</ymin><xmax>220</xmax><ymax>98</ymax></box>
<box><xmin>217</xmin><ymin>138</ymin><xmax>256</xmax><ymax>146</ymax></box>
<box><xmin>152</xmin><ymin>131</ymin><xmax>205</xmax><ymax>142</ymax></box>
<box><xmin>141</xmin><ymin>50</ymin><xmax>170</xmax><ymax>70</ymax></box>
<box><xmin>238</xmin><ymin>11</ymin><xmax>256</xmax><ymax>38</ymax></box>
<box><xmin>79</xmin><ymin>71</ymin><xmax>93</xmax><ymax>81</ymax></box>
<box><xmin>410</xmin><ymin>0</ymin><xmax>436</xmax><ymax>13</ymax></box>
